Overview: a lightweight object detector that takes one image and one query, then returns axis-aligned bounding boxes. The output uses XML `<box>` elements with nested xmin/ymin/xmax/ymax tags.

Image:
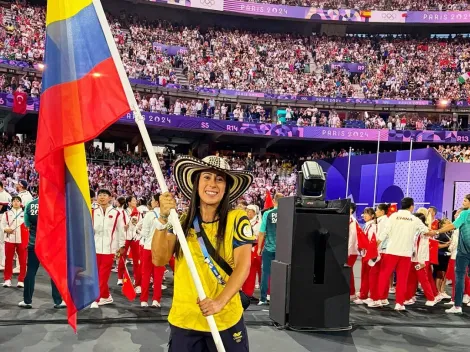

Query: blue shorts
<box><xmin>169</xmin><ymin>318</ymin><xmax>249</xmax><ymax>352</ymax></box>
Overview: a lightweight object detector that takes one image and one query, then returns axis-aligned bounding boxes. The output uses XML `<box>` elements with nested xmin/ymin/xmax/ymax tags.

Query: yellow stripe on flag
<box><xmin>46</xmin><ymin>0</ymin><xmax>93</xmax><ymax>26</ymax></box>
<box><xmin>64</xmin><ymin>143</ymin><xmax>92</xmax><ymax>210</ymax></box>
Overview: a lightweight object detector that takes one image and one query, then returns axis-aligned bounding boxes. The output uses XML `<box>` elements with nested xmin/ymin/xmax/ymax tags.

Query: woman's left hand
<box><xmin>197</xmin><ymin>297</ymin><xmax>225</xmax><ymax>317</ymax></box>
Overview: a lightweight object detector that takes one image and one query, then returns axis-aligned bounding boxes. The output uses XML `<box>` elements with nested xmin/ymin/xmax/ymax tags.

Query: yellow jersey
<box><xmin>168</xmin><ymin>209</ymin><xmax>254</xmax><ymax>331</ymax></box>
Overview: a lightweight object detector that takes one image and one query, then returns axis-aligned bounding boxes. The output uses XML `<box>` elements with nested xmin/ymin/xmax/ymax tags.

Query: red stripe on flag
<box><xmin>35</xmin><ymin>150</ymin><xmax>78</xmax><ymax>329</ymax></box>
<box><xmin>36</xmin><ymin>57</ymin><xmax>131</xmax><ymax>167</ymax></box>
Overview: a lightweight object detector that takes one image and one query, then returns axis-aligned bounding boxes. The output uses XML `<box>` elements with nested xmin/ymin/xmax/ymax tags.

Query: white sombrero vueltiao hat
<box><xmin>173</xmin><ymin>155</ymin><xmax>253</xmax><ymax>204</ymax></box>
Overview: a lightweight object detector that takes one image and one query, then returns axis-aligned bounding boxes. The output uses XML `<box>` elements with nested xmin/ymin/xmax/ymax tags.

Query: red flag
<box><xmin>20</xmin><ymin>224</ymin><xmax>29</xmax><ymax>250</ymax></box>
<box><xmin>13</xmin><ymin>91</ymin><xmax>27</xmax><ymax>114</ymax></box>
<box><xmin>364</xmin><ymin>234</ymin><xmax>379</xmax><ymax>261</ymax></box>
<box><xmin>431</xmin><ymin>219</ymin><xmax>439</xmax><ymax>231</ymax></box>
<box><xmin>264</xmin><ymin>190</ymin><xmax>274</xmax><ymax>210</ymax></box>
<box><xmin>387</xmin><ymin>203</ymin><xmax>398</xmax><ymax>217</ymax></box>
<box><xmin>429</xmin><ymin>239</ymin><xmax>439</xmax><ymax>265</ymax></box>
<box><xmin>356</xmin><ymin>222</ymin><xmax>369</xmax><ymax>251</ymax></box>
<box><xmin>121</xmin><ymin>257</ymin><xmax>136</xmax><ymax>301</ymax></box>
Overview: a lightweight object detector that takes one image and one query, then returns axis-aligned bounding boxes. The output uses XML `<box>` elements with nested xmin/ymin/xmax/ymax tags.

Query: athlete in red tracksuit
<box><xmin>138</xmin><ymin>194</ymin><xmax>166</xmax><ymax>308</ymax></box>
<box><xmin>348</xmin><ymin>203</ymin><xmax>368</xmax><ymax>299</ymax></box>
<box><xmin>403</xmin><ymin>212</ymin><xmax>440</xmax><ymax>306</ymax></box>
<box><xmin>1</xmin><ymin>196</ymin><xmax>26</xmax><ymax>288</ymax></box>
<box><xmin>118</xmin><ymin>196</ymin><xmax>142</xmax><ymax>293</ymax></box>
<box><xmin>367</xmin><ymin>208</ymin><xmax>389</xmax><ymax>307</ymax></box>
<box><xmin>90</xmin><ymin>189</ymin><xmax>125</xmax><ymax>309</ymax></box>
<box><xmin>377</xmin><ymin>198</ymin><xmax>433</xmax><ymax>311</ymax></box>
<box><xmin>355</xmin><ymin>208</ymin><xmax>377</xmax><ymax>304</ymax></box>
<box><xmin>242</xmin><ymin>205</ymin><xmax>261</xmax><ymax>298</ymax></box>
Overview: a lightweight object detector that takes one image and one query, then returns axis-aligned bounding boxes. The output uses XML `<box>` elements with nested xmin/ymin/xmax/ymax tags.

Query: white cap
<box><xmin>247</xmin><ymin>204</ymin><xmax>259</xmax><ymax>214</ymax></box>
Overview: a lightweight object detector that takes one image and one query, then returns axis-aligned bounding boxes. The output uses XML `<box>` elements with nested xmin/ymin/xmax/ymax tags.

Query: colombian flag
<box><xmin>35</xmin><ymin>0</ymin><xmax>131</xmax><ymax>332</ymax></box>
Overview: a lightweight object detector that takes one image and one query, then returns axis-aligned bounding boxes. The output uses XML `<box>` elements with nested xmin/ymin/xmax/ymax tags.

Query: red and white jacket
<box><xmin>122</xmin><ymin>207</ymin><xmax>142</xmax><ymax>242</ymax></box>
<box><xmin>92</xmin><ymin>206</ymin><xmax>125</xmax><ymax>254</ymax></box>
<box><xmin>348</xmin><ymin>216</ymin><xmax>359</xmax><ymax>256</ymax></box>
<box><xmin>363</xmin><ymin>221</ymin><xmax>377</xmax><ymax>242</ymax></box>
<box><xmin>1</xmin><ymin>208</ymin><xmax>24</xmax><ymax>244</ymax></box>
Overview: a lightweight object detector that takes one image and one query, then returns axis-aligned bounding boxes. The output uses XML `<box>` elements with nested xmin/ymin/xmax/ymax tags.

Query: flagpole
<box><xmin>373</xmin><ymin>133</ymin><xmax>380</xmax><ymax>207</ymax></box>
<box><xmin>406</xmin><ymin>138</ymin><xmax>413</xmax><ymax>197</ymax></box>
<box><xmin>92</xmin><ymin>1</ymin><xmax>226</xmax><ymax>350</ymax></box>
<box><xmin>345</xmin><ymin>146</ymin><xmax>352</xmax><ymax>198</ymax></box>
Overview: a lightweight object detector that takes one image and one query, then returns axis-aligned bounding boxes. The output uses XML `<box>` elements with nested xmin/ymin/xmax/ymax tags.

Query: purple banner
<box><xmin>0</xmin><ymin>92</ymin><xmax>39</xmax><ymax>112</ymax></box>
<box><xmin>147</xmin><ymin>0</ymin><xmax>470</xmax><ymax>24</ymax></box>
<box><xmin>118</xmin><ymin>112</ymin><xmax>470</xmax><ymax>144</ymax></box>
<box><xmin>405</xmin><ymin>11</ymin><xmax>470</xmax><ymax>23</ymax></box>
<box><xmin>0</xmin><ymin>57</ymin><xmax>42</xmax><ymax>70</ymax></box>
<box><xmin>153</xmin><ymin>43</ymin><xmax>188</xmax><ymax>56</ymax></box>
<box><xmin>331</xmin><ymin>62</ymin><xmax>366</xmax><ymax>73</ymax></box>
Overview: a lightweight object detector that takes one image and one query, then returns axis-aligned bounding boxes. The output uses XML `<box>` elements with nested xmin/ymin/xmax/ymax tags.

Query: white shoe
<box><xmin>440</xmin><ymin>292</ymin><xmax>451</xmax><ymax>300</ymax></box>
<box><xmin>445</xmin><ymin>306</ymin><xmax>462</xmax><ymax>314</ymax></box>
<box><xmin>353</xmin><ymin>298</ymin><xmax>364</xmax><ymax>305</ymax></box>
<box><xmin>3</xmin><ymin>280</ymin><xmax>11</xmax><ymax>287</ymax></box>
<box><xmin>404</xmin><ymin>299</ymin><xmax>415</xmax><ymax>306</ymax></box>
<box><xmin>135</xmin><ymin>286</ymin><xmax>141</xmax><ymax>294</ymax></box>
<box><xmin>381</xmin><ymin>299</ymin><xmax>390</xmax><ymax>306</ymax></box>
<box><xmin>435</xmin><ymin>294</ymin><xmax>443</xmax><ymax>303</ymax></box>
<box><xmin>98</xmin><ymin>296</ymin><xmax>114</xmax><ymax>306</ymax></box>
<box><xmin>0</xmin><ymin>265</ymin><xmax>4</xmax><ymax>271</ymax></box>
<box><xmin>161</xmin><ymin>284</ymin><xmax>167</xmax><ymax>290</ymax></box>
<box><xmin>394</xmin><ymin>304</ymin><xmax>406</xmax><ymax>311</ymax></box>
<box><xmin>389</xmin><ymin>287</ymin><xmax>396</xmax><ymax>294</ymax></box>
<box><xmin>13</xmin><ymin>266</ymin><xmax>20</xmax><ymax>274</ymax></box>
<box><xmin>141</xmin><ymin>302</ymin><xmax>148</xmax><ymax>307</ymax></box>
<box><xmin>17</xmin><ymin>282</ymin><xmax>24</xmax><ymax>288</ymax></box>
<box><xmin>368</xmin><ymin>300</ymin><xmax>382</xmax><ymax>308</ymax></box>
<box><xmin>54</xmin><ymin>301</ymin><xmax>67</xmax><ymax>309</ymax></box>
<box><xmin>117</xmin><ymin>279</ymin><xmax>123</xmax><ymax>286</ymax></box>
<box><xmin>152</xmin><ymin>300</ymin><xmax>161</xmax><ymax>308</ymax></box>
<box><xmin>425</xmin><ymin>300</ymin><xmax>437</xmax><ymax>307</ymax></box>
<box><xmin>18</xmin><ymin>301</ymin><xmax>32</xmax><ymax>309</ymax></box>
<box><xmin>445</xmin><ymin>300</ymin><xmax>455</xmax><ymax>305</ymax></box>
<box><xmin>463</xmin><ymin>295</ymin><xmax>470</xmax><ymax>304</ymax></box>
<box><xmin>363</xmin><ymin>298</ymin><xmax>373</xmax><ymax>305</ymax></box>
<box><xmin>90</xmin><ymin>302</ymin><xmax>99</xmax><ymax>309</ymax></box>
<box><xmin>257</xmin><ymin>301</ymin><xmax>268</xmax><ymax>306</ymax></box>
<box><xmin>255</xmin><ymin>284</ymin><xmax>259</xmax><ymax>289</ymax></box>
<box><xmin>111</xmin><ymin>267</ymin><xmax>118</xmax><ymax>273</ymax></box>
<box><xmin>267</xmin><ymin>294</ymin><xmax>270</xmax><ymax>301</ymax></box>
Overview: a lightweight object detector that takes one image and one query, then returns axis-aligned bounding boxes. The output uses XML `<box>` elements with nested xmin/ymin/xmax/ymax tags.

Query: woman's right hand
<box><xmin>160</xmin><ymin>192</ymin><xmax>176</xmax><ymax>218</ymax></box>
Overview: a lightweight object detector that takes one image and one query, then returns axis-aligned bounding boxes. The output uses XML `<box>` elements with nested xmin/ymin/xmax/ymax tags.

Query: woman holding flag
<box><xmin>151</xmin><ymin>155</ymin><xmax>253</xmax><ymax>351</ymax></box>
<box><xmin>354</xmin><ymin>208</ymin><xmax>377</xmax><ymax>305</ymax></box>
<box><xmin>118</xmin><ymin>196</ymin><xmax>142</xmax><ymax>293</ymax></box>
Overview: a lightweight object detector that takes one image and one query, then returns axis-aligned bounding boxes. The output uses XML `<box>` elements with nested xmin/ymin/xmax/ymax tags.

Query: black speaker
<box><xmin>270</xmin><ymin>197</ymin><xmax>351</xmax><ymax>330</ymax></box>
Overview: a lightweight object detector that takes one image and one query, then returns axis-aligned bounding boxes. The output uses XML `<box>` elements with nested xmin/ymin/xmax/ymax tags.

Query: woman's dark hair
<box><xmin>117</xmin><ymin>196</ymin><xmax>126</xmax><ymax>208</ymax></box>
<box><xmin>414</xmin><ymin>212</ymin><xmax>426</xmax><ymax>224</ymax></box>
<box><xmin>465</xmin><ymin>194</ymin><xmax>470</xmax><ymax>202</ymax></box>
<box><xmin>124</xmin><ymin>195</ymin><xmax>135</xmax><ymax>210</ymax></box>
<box><xmin>174</xmin><ymin>172</ymin><xmax>232</xmax><ymax>260</ymax></box>
<box><xmin>363</xmin><ymin>207</ymin><xmax>376</xmax><ymax>223</ymax></box>
<box><xmin>153</xmin><ymin>193</ymin><xmax>161</xmax><ymax>204</ymax></box>
<box><xmin>377</xmin><ymin>203</ymin><xmax>389</xmax><ymax>214</ymax></box>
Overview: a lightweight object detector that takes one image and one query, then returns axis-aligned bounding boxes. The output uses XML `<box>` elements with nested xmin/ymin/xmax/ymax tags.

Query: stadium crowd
<box><xmin>242</xmin><ymin>0</ymin><xmax>470</xmax><ymax>11</ymax></box>
<box><xmin>1</xmin><ymin>3</ymin><xmax>470</xmax><ymax>101</ymax></box>
<box><xmin>437</xmin><ymin>145</ymin><xmax>470</xmax><ymax>162</ymax></box>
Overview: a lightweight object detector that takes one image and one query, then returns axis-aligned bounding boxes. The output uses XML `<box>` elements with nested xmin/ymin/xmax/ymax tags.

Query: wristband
<box><xmin>155</xmin><ymin>219</ymin><xmax>169</xmax><ymax>231</ymax></box>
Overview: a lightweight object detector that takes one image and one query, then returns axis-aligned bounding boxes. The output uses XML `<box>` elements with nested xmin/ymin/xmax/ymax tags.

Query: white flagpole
<box><xmin>345</xmin><ymin>146</ymin><xmax>352</xmax><ymax>198</ymax></box>
<box><xmin>373</xmin><ymin>133</ymin><xmax>380</xmax><ymax>207</ymax></box>
<box><xmin>92</xmin><ymin>1</ymin><xmax>226</xmax><ymax>351</ymax></box>
<box><xmin>406</xmin><ymin>138</ymin><xmax>413</xmax><ymax>197</ymax></box>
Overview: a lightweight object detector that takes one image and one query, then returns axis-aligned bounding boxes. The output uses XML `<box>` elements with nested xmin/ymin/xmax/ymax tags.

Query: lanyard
<box><xmin>193</xmin><ymin>217</ymin><xmax>226</xmax><ymax>286</ymax></box>
<box><xmin>7</xmin><ymin>210</ymin><xmax>23</xmax><ymax>227</ymax></box>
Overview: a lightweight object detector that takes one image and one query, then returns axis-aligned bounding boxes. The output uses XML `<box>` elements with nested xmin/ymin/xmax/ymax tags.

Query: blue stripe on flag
<box><xmin>65</xmin><ymin>166</ymin><xmax>99</xmax><ymax>310</ymax></box>
<box><xmin>43</xmin><ymin>3</ymin><xmax>111</xmax><ymax>92</ymax></box>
